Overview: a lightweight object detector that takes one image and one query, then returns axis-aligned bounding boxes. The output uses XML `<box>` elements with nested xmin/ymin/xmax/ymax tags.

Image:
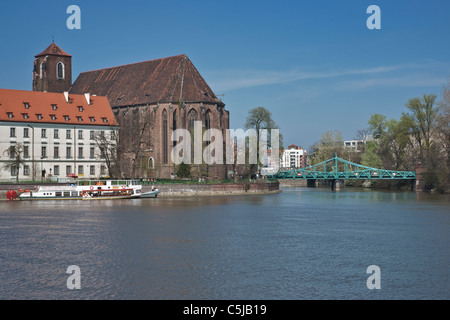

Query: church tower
<box><xmin>33</xmin><ymin>42</ymin><xmax>72</xmax><ymax>93</ymax></box>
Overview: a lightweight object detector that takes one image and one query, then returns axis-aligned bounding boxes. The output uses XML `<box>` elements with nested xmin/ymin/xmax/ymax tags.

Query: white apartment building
<box><xmin>281</xmin><ymin>144</ymin><xmax>307</xmax><ymax>168</ymax></box>
<box><xmin>0</xmin><ymin>88</ymin><xmax>118</xmax><ymax>182</ymax></box>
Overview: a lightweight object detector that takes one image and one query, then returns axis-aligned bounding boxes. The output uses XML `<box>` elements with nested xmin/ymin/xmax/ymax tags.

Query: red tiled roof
<box><xmin>70</xmin><ymin>54</ymin><xmax>222</xmax><ymax>107</ymax></box>
<box><xmin>35</xmin><ymin>43</ymin><xmax>72</xmax><ymax>57</ymax></box>
<box><xmin>0</xmin><ymin>88</ymin><xmax>118</xmax><ymax>126</ymax></box>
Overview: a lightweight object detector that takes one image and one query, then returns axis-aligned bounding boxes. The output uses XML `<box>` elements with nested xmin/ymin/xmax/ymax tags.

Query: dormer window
<box><xmin>52</xmin><ymin>104</ymin><xmax>58</xmax><ymax>111</ymax></box>
<box><xmin>78</xmin><ymin>106</ymin><xmax>83</xmax><ymax>112</ymax></box>
<box><xmin>89</xmin><ymin>117</ymin><xmax>95</xmax><ymax>123</ymax></box>
<box><xmin>22</xmin><ymin>113</ymin><xmax>29</xmax><ymax>119</ymax></box>
<box><xmin>77</xmin><ymin>116</ymin><xmax>83</xmax><ymax>122</ymax></box>
<box><xmin>102</xmin><ymin>117</ymin><xmax>108</xmax><ymax>123</ymax></box>
<box><xmin>64</xmin><ymin>115</ymin><xmax>70</xmax><ymax>121</ymax></box>
<box><xmin>24</xmin><ymin>102</ymin><xmax>30</xmax><ymax>109</ymax></box>
<box><xmin>36</xmin><ymin>114</ymin><xmax>43</xmax><ymax>120</ymax></box>
<box><xmin>50</xmin><ymin>114</ymin><xmax>57</xmax><ymax>120</ymax></box>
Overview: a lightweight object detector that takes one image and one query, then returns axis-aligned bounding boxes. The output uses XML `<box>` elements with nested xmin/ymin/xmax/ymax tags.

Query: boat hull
<box><xmin>140</xmin><ymin>190</ymin><xmax>160</xmax><ymax>198</ymax></box>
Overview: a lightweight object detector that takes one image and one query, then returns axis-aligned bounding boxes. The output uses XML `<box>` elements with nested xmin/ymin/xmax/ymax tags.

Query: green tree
<box><xmin>244</xmin><ymin>106</ymin><xmax>283</xmax><ymax>175</ymax></box>
<box><xmin>361</xmin><ymin>140</ymin><xmax>383</xmax><ymax>168</ymax></box>
<box><xmin>176</xmin><ymin>162</ymin><xmax>191</xmax><ymax>178</ymax></box>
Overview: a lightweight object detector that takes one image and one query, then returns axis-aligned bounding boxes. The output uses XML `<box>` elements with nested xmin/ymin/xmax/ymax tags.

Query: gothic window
<box><xmin>57</xmin><ymin>62</ymin><xmax>65</xmax><ymax>80</ymax></box>
<box><xmin>205</xmin><ymin>109</ymin><xmax>211</xmax><ymax>129</ymax></box>
<box><xmin>173</xmin><ymin>110</ymin><xmax>177</xmax><ymax>148</ymax></box>
<box><xmin>40</xmin><ymin>62</ymin><xmax>45</xmax><ymax>79</ymax></box>
<box><xmin>162</xmin><ymin>109</ymin><xmax>168</xmax><ymax>164</ymax></box>
<box><xmin>188</xmin><ymin>109</ymin><xmax>198</xmax><ymax>132</ymax></box>
<box><xmin>205</xmin><ymin>109</ymin><xmax>211</xmax><ymax>147</ymax></box>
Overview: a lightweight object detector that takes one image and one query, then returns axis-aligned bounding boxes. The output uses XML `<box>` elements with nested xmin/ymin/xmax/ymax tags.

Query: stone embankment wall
<box><xmin>144</xmin><ymin>181</ymin><xmax>280</xmax><ymax>197</ymax></box>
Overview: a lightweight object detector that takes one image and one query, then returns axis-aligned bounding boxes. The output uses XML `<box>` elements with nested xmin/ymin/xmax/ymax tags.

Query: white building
<box><xmin>281</xmin><ymin>144</ymin><xmax>307</xmax><ymax>168</ymax></box>
<box><xmin>0</xmin><ymin>88</ymin><xmax>118</xmax><ymax>182</ymax></box>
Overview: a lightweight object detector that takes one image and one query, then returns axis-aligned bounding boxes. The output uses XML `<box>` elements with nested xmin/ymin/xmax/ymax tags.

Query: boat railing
<box><xmin>76</xmin><ymin>180</ymin><xmax>141</xmax><ymax>187</ymax></box>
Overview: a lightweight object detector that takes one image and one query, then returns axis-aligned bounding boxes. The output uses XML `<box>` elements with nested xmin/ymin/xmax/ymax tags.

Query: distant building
<box><xmin>343</xmin><ymin>136</ymin><xmax>373</xmax><ymax>152</ymax></box>
<box><xmin>0</xmin><ymin>88</ymin><xmax>118</xmax><ymax>182</ymax></box>
<box><xmin>281</xmin><ymin>144</ymin><xmax>307</xmax><ymax>168</ymax></box>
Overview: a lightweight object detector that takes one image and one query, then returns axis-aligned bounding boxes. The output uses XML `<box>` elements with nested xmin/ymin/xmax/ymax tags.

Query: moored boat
<box><xmin>140</xmin><ymin>187</ymin><xmax>160</xmax><ymax>198</ymax></box>
<box><xmin>17</xmin><ymin>180</ymin><xmax>142</xmax><ymax>201</ymax></box>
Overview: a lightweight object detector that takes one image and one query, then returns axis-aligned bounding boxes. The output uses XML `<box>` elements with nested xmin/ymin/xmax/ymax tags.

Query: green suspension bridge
<box><xmin>267</xmin><ymin>153</ymin><xmax>416</xmax><ymax>190</ymax></box>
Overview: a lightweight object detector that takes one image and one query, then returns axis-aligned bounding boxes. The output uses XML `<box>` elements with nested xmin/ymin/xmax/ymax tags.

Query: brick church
<box><xmin>32</xmin><ymin>42</ymin><xmax>230</xmax><ymax>179</ymax></box>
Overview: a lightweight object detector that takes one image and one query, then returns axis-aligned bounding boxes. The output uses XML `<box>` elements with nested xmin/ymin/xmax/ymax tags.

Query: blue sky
<box><xmin>1</xmin><ymin>0</ymin><xmax>449</xmax><ymax>150</ymax></box>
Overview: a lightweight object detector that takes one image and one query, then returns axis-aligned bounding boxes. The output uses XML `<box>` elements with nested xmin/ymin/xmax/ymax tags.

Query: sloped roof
<box><xmin>35</xmin><ymin>43</ymin><xmax>72</xmax><ymax>57</ymax></box>
<box><xmin>0</xmin><ymin>88</ymin><xmax>117</xmax><ymax>126</ymax></box>
<box><xmin>70</xmin><ymin>54</ymin><xmax>222</xmax><ymax>107</ymax></box>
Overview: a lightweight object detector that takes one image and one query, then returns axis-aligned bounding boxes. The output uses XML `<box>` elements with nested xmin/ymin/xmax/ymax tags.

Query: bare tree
<box><xmin>93</xmin><ymin>129</ymin><xmax>120</xmax><ymax>178</ymax></box>
<box><xmin>3</xmin><ymin>143</ymin><xmax>26</xmax><ymax>182</ymax></box>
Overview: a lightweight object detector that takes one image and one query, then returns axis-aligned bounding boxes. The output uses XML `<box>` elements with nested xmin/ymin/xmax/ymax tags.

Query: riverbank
<box><xmin>0</xmin><ymin>181</ymin><xmax>281</xmax><ymax>200</ymax></box>
<box><xmin>144</xmin><ymin>183</ymin><xmax>281</xmax><ymax>197</ymax></box>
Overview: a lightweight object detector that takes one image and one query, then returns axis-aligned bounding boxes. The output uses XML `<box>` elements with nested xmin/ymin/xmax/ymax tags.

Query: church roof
<box><xmin>0</xmin><ymin>88</ymin><xmax>117</xmax><ymax>126</ymax></box>
<box><xmin>35</xmin><ymin>43</ymin><xmax>72</xmax><ymax>58</ymax></box>
<box><xmin>70</xmin><ymin>54</ymin><xmax>222</xmax><ymax>108</ymax></box>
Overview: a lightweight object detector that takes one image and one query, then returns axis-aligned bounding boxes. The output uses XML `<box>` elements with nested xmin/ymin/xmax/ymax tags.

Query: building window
<box><xmin>50</xmin><ymin>114</ymin><xmax>56</xmax><ymax>121</ymax></box>
<box><xmin>23</xmin><ymin>128</ymin><xmax>29</xmax><ymax>138</ymax></box>
<box><xmin>23</xmin><ymin>165</ymin><xmax>30</xmax><ymax>176</ymax></box>
<box><xmin>22</xmin><ymin>113</ymin><xmax>29</xmax><ymax>119</ymax></box>
<box><xmin>41</xmin><ymin>146</ymin><xmax>47</xmax><ymax>158</ymax></box>
<box><xmin>10</xmin><ymin>166</ymin><xmax>17</xmax><ymax>176</ymax></box>
<box><xmin>9</xmin><ymin>146</ymin><xmax>16</xmax><ymax>159</ymax></box>
<box><xmin>66</xmin><ymin>146</ymin><xmax>72</xmax><ymax>159</ymax></box>
<box><xmin>78</xmin><ymin>106</ymin><xmax>83</xmax><ymax>112</ymax></box>
<box><xmin>188</xmin><ymin>109</ymin><xmax>197</xmax><ymax>132</ymax></box>
<box><xmin>24</xmin><ymin>146</ymin><xmax>29</xmax><ymax>158</ymax></box>
<box><xmin>100</xmin><ymin>165</ymin><xmax>106</xmax><ymax>176</ymax></box>
<box><xmin>77</xmin><ymin>116</ymin><xmax>83</xmax><ymax>122</ymax></box>
<box><xmin>52</xmin><ymin>104</ymin><xmax>58</xmax><ymax>110</ymax></box>
<box><xmin>54</xmin><ymin>129</ymin><xmax>59</xmax><ymax>139</ymax></box>
<box><xmin>41</xmin><ymin>129</ymin><xmax>46</xmax><ymax>138</ymax></box>
<box><xmin>64</xmin><ymin>115</ymin><xmax>70</xmax><ymax>121</ymax></box>
<box><xmin>110</xmin><ymin>130</ymin><xmax>116</xmax><ymax>140</ymax></box>
<box><xmin>78</xmin><ymin>165</ymin><xmax>84</xmax><ymax>175</ymax></box>
<box><xmin>162</xmin><ymin>109</ymin><xmax>168</xmax><ymax>164</ymax></box>
<box><xmin>102</xmin><ymin>117</ymin><xmax>108</xmax><ymax>123</ymax></box>
<box><xmin>57</xmin><ymin>62</ymin><xmax>65</xmax><ymax>80</ymax></box>
<box><xmin>10</xmin><ymin>128</ymin><xmax>15</xmax><ymax>137</ymax></box>
<box><xmin>90</xmin><ymin>131</ymin><xmax>95</xmax><ymax>140</ymax></box>
<box><xmin>24</xmin><ymin>102</ymin><xmax>30</xmax><ymax>109</ymax></box>
<box><xmin>173</xmin><ymin>110</ymin><xmax>177</xmax><ymax>148</ymax></box>
<box><xmin>54</xmin><ymin>165</ymin><xmax>60</xmax><ymax>176</ymax></box>
<box><xmin>66</xmin><ymin>129</ymin><xmax>71</xmax><ymax>139</ymax></box>
<box><xmin>37</xmin><ymin>114</ymin><xmax>43</xmax><ymax>120</ymax></box>
<box><xmin>89</xmin><ymin>117</ymin><xmax>95</xmax><ymax>123</ymax></box>
<box><xmin>66</xmin><ymin>165</ymin><xmax>72</xmax><ymax>176</ymax></box>
<box><xmin>78</xmin><ymin>130</ymin><xmax>83</xmax><ymax>139</ymax></box>
<box><xmin>7</xmin><ymin>112</ymin><xmax>13</xmax><ymax>119</ymax></box>
<box><xmin>39</xmin><ymin>62</ymin><xmax>45</xmax><ymax>79</ymax></box>
<box><xmin>100</xmin><ymin>131</ymin><xmax>105</xmax><ymax>138</ymax></box>
<box><xmin>78</xmin><ymin>147</ymin><xmax>83</xmax><ymax>159</ymax></box>
<box><xmin>90</xmin><ymin>166</ymin><xmax>95</xmax><ymax>176</ymax></box>
<box><xmin>90</xmin><ymin>147</ymin><xmax>95</xmax><ymax>159</ymax></box>
<box><xmin>54</xmin><ymin>146</ymin><xmax>59</xmax><ymax>159</ymax></box>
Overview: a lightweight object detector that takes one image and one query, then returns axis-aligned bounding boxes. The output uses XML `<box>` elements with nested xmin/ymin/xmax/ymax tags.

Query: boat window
<box><xmin>56</xmin><ymin>192</ymin><xmax>62</xmax><ymax>197</ymax></box>
<box><xmin>64</xmin><ymin>192</ymin><xmax>71</xmax><ymax>197</ymax></box>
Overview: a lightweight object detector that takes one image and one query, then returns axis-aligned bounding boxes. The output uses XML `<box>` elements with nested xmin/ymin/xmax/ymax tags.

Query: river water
<box><xmin>0</xmin><ymin>187</ymin><xmax>448</xmax><ymax>300</ymax></box>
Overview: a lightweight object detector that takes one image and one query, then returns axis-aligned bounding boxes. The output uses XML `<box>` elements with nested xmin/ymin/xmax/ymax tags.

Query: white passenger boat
<box><xmin>17</xmin><ymin>180</ymin><xmax>142</xmax><ymax>201</ymax></box>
